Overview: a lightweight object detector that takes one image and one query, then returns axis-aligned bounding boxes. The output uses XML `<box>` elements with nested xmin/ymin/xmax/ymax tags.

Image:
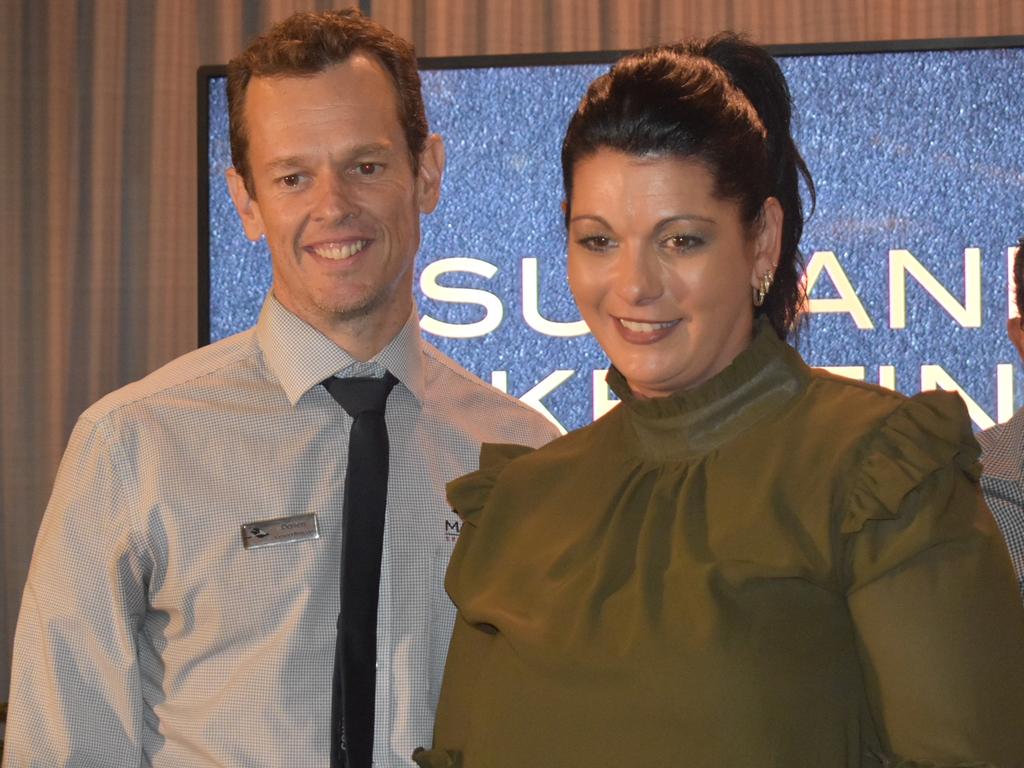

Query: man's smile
<box><xmin>307</xmin><ymin>239</ymin><xmax>370</xmax><ymax>260</ymax></box>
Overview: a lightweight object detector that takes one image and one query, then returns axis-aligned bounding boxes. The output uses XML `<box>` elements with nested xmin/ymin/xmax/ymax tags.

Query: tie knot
<box><xmin>322</xmin><ymin>372</ymin><xmax>398</xmax><ymax>418</ymax></box>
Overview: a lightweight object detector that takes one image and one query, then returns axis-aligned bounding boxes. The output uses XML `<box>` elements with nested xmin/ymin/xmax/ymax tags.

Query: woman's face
<box><xmin>567</xmin><ymin>149</ymin><xmax>781</xmax><ymax>399</ymax></box>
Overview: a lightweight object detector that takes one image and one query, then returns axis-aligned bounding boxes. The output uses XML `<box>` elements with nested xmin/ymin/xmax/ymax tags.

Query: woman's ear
<box><xmin>749</xmin><ymin>197</ymin><xmax>783</xmax><ymax>289</ymax></box>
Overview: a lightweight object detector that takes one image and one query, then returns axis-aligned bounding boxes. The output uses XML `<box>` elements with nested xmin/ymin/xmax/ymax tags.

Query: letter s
<box><xmin>419</xmin><ymin>257</ymin><xmax>504</xmax><ymax>338</ymax></box>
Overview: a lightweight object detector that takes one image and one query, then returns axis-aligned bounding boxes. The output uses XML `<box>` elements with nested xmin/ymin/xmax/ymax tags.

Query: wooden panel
<box><xmin>372</xmin><ymin>0</ymin><xmax>1024</xmax><ymax>57</ymax></box>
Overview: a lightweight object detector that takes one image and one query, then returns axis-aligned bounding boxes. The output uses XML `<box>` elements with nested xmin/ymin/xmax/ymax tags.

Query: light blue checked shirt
<box><xmin>978</xmin><ymin>408</ymin><xmax>1024</xmax><ymax>601</ymax></box>
<box><xmin>5</xmin><ymin>294</ymin><xmax>559</xmax><ymax>767</ymax></box>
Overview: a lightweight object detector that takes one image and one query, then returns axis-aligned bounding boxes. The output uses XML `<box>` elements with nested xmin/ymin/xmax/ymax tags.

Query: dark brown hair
<box><xmin>561</xmin><ymin>33</ymin><xmax>815</xmax><ymax>339</ymax></box>
<box><xmin>1015</xmin><ymin>237</ymin><xmax>1024</xmax><ymax>322</ymax></box>
<box><xmin>227</xmin><ymin>9</ymin><xmax>428</xmax><ymax>197</ymax></box>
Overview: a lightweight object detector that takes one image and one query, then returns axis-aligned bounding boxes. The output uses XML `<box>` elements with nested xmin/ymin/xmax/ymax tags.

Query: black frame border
<box><xmin>197</xmin><ymin>64</ymin><xmax>220</xmax><ymax>348</ymax></box>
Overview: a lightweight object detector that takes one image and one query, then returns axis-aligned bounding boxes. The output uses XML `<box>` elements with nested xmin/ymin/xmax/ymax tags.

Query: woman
<box><xmin>415</xmin><ymin>35</ymin><xmax>1024</xmax><ymax>767</ymax></box>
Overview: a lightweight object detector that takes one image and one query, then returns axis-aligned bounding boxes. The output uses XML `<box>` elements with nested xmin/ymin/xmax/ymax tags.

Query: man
<box><xmin>978</xmin><ymin>236</ymin><xmax>1024</xmax><ymax>601</ymax></box>
<box><xmin>4</xmin><ymin>10</ymin><xmax>558</xmax><ymax>767</ymax></box>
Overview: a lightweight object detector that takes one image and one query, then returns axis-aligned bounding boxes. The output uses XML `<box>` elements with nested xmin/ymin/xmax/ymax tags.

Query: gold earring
<box><xmin>753</xmin><ymin>271</ymin><xmax>773</xmax><ymax>307</ymax></box>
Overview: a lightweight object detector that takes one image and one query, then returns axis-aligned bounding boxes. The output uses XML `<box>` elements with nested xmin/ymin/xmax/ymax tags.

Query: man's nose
<box><xmin>312</xmin><ymin>173</ymin><xmax>359</xmax><ymax>223</ymax></box>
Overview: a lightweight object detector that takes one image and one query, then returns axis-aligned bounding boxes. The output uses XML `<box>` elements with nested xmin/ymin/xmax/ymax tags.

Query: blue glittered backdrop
<box><xmin>205</xmin><ymin>48</ymin><xmax>1024</xmax><ymax>432</ymax></box>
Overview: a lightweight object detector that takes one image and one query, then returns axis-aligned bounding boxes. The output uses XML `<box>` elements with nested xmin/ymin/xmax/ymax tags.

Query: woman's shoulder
<box><xmin>797</xmin><ymin>367</ymin><xmax>972</xmax><ymax>442</ymax></box>
<box><xmin>775</xmin><ymin>368</ymin><xmax>980</xmax><ymax>528</ymax></box>
<box><xmin>802</xmin><ymin>366</ymin><xmax>906</xmax><ymax>421</ymax></box>
<box><xmin>445</xmin><ymin>413</ymin><xmax>622</xmax><ymax>525</ymax></box>
<box><xmin>802</xmin><ymin>374</ymin><xmax>982</xmax><ymax>533</ymax></box>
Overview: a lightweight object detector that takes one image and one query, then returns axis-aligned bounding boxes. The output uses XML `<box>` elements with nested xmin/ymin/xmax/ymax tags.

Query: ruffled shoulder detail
<box><xmin>446</xmin><ymin>442</ymin><xmax>536</xmax><ymax>525</ymax></box>
<box><xmin>842</xmin><ymin>390</ymin><xmax>981</xmax><ymax>534</ymax></box>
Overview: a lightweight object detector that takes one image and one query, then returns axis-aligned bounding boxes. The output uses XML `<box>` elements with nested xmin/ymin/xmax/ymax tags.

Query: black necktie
<box><xmin>322</xmin><ymin>372</ymin><xmax>399</xmax><ymax>768</ymax></box>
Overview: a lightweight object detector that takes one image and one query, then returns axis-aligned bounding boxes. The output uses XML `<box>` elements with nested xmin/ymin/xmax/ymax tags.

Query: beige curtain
<box><xmin>3</xmin><ymin>0</ymin><xmax>1022</xmax><ymax>705</ymax></box>
<box><xmin>377</xmin><ymin>0</ymin><xmax>1024</xmax><ymax>56</ymax></box>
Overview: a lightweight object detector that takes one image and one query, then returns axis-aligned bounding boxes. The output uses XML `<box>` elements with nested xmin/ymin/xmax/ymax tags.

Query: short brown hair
<box><xmin>227</xmin><ymin>8</ymin><xmax>428</xmax><ymax>196</ymax></box>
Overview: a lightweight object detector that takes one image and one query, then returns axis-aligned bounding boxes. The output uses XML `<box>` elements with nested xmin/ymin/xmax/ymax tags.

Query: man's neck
<box><xmin>285</xmin><ymin>299</ymin><xmax>411</xmax><ymax>363</ymax></box>
<box><xmin>324</xmin><ymin>319</ymin><xmax>403</xmax><ymax>363</ymax></box>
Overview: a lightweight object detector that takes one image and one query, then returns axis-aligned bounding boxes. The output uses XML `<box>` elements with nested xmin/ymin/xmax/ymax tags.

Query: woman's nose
<box><xmin>613</xmin><ymin>247</ymin><xmax>664</xmax><ymax>304</ymax></box>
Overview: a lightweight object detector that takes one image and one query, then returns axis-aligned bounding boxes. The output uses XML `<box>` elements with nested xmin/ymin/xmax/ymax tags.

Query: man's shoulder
<box><xmin>81</xmin><ymin>328</ymin><xmax>261</xmax><ymax>426</ymax></box>
<box><xmin>418</xmin><ymin>341</ymin><xmax>560</xmax><ymax>447</ymax></box>
<box><xmin>979</xmin><ymin>407</ymin><xmax>1024</xmax><ymax>485</ymax></box>
<box><xmin>979</xmin><ymin>408</ymin><xmax>1024</xmax><ymax>453</ymax></box>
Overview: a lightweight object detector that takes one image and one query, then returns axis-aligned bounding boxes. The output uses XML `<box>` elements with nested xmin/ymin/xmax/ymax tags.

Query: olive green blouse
<box><xmin>415</xmin><ymin>324</ymin><xmax>1024</xmax><ymax>768</ymax></box>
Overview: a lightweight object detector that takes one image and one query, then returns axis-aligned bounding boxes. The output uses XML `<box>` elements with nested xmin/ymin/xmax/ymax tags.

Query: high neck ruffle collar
<box><xmin>606</xmin><ymin>319</ymin><xmax>810</xmax><ymax>459</ymax></box>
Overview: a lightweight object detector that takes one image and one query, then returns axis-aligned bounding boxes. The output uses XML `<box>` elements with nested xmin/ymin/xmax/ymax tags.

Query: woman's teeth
<box><xmin>314</xmin><ymin>240</ymin><xmax>367</xmax><ymax>260</ymax></box>
<box><xmin>619</xmin><ymin>318</ymin><xmax>676</xmax><ymax>332</ymax></box>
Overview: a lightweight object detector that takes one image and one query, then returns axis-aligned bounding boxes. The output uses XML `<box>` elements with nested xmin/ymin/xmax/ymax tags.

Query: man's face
<box><xmin>228</xmin><ymin>53</ymin><xmax>443</xmax><ymax>351</ymax></box>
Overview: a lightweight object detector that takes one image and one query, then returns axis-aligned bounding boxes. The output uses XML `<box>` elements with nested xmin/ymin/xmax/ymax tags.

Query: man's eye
<box><xmin>356</xmin><ymin>163</ymin><xmax>382</xmax><ymax>176</ymax></box>
<box><xmin>278</xmin><ymin>174</ymin><xmax>302</xmax><ymax>188</ymax></box>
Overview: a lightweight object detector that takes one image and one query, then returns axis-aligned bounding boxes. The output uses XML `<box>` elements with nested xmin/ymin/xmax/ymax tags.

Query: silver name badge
<box><xmin>241</xmin><ymin>514</ymin><xmax>320</xmax><ymax>550</ymax></box>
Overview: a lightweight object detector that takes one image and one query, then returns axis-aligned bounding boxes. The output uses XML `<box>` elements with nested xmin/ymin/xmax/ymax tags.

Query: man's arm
<box><xmin>4</xmin><ymin>416</ymin><xmax>149</xmax><ymax>767</ymax></box>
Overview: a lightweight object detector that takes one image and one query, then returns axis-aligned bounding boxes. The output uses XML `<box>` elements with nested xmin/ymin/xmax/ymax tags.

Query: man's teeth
<box><xmin>620</xmin><ymin>318</ymin><xmax>676</xmax><ymax>332</ymax></box>
<box><xmin>315</xmin><ymin>240</ymin><xmax>367</xmax><ymax>260</ymax></box>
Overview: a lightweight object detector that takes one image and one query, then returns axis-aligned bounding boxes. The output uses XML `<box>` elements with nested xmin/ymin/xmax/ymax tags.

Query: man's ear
<box><xmin>226</xmin><ymin>168</ymin><xmax>265</xmax><ymax>241</ymax></box>
<box><xmin>749</xmin><ymin>196</ymin><xmax>783</xmax><ymax>289</ymax></box>
<box><xmin>1007</xmin><ymin>316</ymin><xmax>1024</xmax><ymax>363</ymax></box>
<box><xmin>415</xmin><ymin>134</ymin><xmax>446</xmax><ymax>214</ymax></box>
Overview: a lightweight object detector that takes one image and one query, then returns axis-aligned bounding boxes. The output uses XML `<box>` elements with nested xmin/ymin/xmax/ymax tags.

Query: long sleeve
<box><xmin>4</xmin><ymin>416</ymin><xmax>150</xmax><ymax>767</ymax></box>
<box><xmin>843</xmin><ymin>393</ymin><xmax>1024</xmax><ymax>768</ymax></box>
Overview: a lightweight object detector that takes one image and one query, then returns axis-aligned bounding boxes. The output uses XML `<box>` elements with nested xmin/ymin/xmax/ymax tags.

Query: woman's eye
<box><xmin>665</xmin><ymin>234</ymin><xmax>703</xmax><ymax>250</ymax></box>
<box><xmin>577</xmin><ymin>235</ymin><xmax>613</xmax><ymax>251</ymax></box>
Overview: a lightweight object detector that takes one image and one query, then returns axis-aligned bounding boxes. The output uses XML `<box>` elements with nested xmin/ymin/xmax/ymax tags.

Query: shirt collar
<box><xmin>256</xmin><ymin>293</ymin><xmax>426</xmax><ymax>406</ymax></box>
